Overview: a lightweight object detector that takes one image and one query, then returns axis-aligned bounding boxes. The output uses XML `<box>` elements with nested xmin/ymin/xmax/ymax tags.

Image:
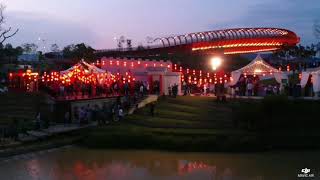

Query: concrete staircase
<box><xmin>128</xmin><ymin>95</ymin><xmax>158</xmax><ymax>115</ymax></box>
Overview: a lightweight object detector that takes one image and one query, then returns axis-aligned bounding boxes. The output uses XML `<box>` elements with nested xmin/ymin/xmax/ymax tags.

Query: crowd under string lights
<box><xmin>8</xmin><ymin>57</ymin><xmax>305</xmax><ymax>98</ymax></box>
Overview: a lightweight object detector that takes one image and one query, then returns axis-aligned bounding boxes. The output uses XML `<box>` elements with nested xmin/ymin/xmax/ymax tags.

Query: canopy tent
<box><xmin>230</xmin><ymin>54</ymin><xmax>287</xmax><ymax>86</ymax></box>
<box><xmin>60</xmin><ymin>59</ymin><xmax>105</xmax><ymax>75</ymax></box>
<box><xmin>60</xmin><ymin>60</ymin><xmax>113</xmax><ymax>85</ymax></box>
<box><xmin>300</xmin><ymin>66</ymin><xmax>320</xmax><ymax>93</ymax></box>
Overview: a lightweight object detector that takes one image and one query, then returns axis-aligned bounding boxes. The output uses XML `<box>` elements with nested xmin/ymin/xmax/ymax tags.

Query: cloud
<box><xmin>209</xmin><ymin>0</ymin><xmax>320</xmax><ymax>45</ymax></box>
<box><xmin>3</xmin><ymin>0</ymin><xmax>319</xmax><ymax>48</ymax></box>
<box><xmin>5</xmin><ymin>11</ymin><xmax>101</xmax><ymax>49</ymax></box>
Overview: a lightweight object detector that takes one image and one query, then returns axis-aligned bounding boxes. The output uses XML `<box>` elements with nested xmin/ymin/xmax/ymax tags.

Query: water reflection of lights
<box><xmin>179</xmin><ymin>161</ymin><xmax>211</xmax><ymax>174</ymax></box>
<box><xmin>71</xmin><ymin>160</ymin><xmax>138</xmax><ymax>179</ymax></box>
<box><xmin>178</xmin><ymin>161</ymin><xmax>235</xmax><ymax>179</ymax></box>
<box><xmin>26</xmin><ymin>159</ymin><xmax>41</xmax><ymax>179</ymax></box>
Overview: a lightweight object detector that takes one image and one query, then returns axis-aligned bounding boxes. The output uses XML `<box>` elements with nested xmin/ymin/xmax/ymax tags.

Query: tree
<box><xmin>273</xmin><ymin>44</ymin><xmax>316</xmax><ymax>59</ymax></box>
<box><xmin>314</xmin><ymin>20</ymin><xmax>320</xmax><ymax>40</ymax></box>
<box><xmin>22</xmin><ymin>43</ymin><xmax>38</xmax><ymax>53</ymax></box>
<box><xmin>146</xmin><ymin>36</ymin><xmax>153</xmax><ymax>44</ymax></box>
<box><xmin>50</xmin><ymin>43</ymin><xmax>60</xmax><ymax>52</ymax></box>
<box><xmin>62</xmin><ymin>44</ymin><xmax>76</xmax><ymax>58</ymax></box>
<box><xmin>4</xmin><ymin>43</ymin><xmax>13</xmax><ymax>56</ymax></box>
<box><xmin>126</xmin><ymin>39</ymin><xmax>132</xmax><ymax>50</ymax></box>
<box><xmin>0</xmin><ymin>4</ymin><xmax>19</xmax><ymax>45</ymax></box>
<box><xmin>146</xmin><ymin>36</ymin><xmax>154</xmax><ymax>48</ymax></box>
<box><xmin>115</xmin><ymin>36</ymin><xmax>126</xmax><ymax>49</ymax></box>
<box><xmin>3</xmin><ymin>43</ymin><xmax>14</xmax><ymax>63</ymax></box>
<box><xmin>137</xmin><ymin>44</ymin><xmax>145</xmax><ymax>51</ymax></box>
<box><xmin>14</xmin><ymin>46</ymin><xmax>23</xmax><ymax>55</ymax></box>
<box><xmin>62</xmin><ymin>43</ymin><xmax>95</xmax><ymax>60</ymax></box>
<box><xmin>0</xmin><ymin>43</ymin><xmax>23</xmax><ymax>63</ymax></box>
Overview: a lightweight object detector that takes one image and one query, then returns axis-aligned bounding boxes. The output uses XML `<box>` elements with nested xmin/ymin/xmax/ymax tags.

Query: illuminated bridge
<box><xmin>96</xmin><ymin>27</ymin><xmax>300</xmax><ymax>56</ymax></box>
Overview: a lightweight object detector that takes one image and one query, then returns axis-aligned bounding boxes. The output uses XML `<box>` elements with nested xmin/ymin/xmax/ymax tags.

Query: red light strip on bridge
<box><xmin>224</xmin><ymin>48</ymin><xmax>279</xmax><ymax>55</ymax></box>
<box><xmin>192</xmin><ymin>42</ymin><xmax>282</xmax><ymax>51</ymax></box>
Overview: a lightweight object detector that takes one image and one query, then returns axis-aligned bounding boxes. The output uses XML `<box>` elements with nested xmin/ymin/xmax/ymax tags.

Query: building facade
<box><xmin>99</xmin><ymin>57</ymin><xmax>181</xmax><ymax>95</ymax></box>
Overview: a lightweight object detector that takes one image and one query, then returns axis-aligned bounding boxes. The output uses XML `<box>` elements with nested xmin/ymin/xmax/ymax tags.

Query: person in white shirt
<box><xmin>231</xmin><ymin>87</ymin><xmax>236</xmax><ymax>99</ymax></box>
<box><xmin>118</xmin><ymin>108</ymin><xmax>124</xmax><ymax>121</ymax></box>
<box><xmin>140</xmin><ymin>85</ymin><xmax>144</xmax><ymax>97</ymax></box>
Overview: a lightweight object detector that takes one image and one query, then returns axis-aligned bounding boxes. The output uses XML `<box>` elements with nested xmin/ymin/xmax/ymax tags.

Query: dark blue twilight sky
<box><xmin>2</xmin><ymin>0</ymin><xmax>320</xmax><ymax>49</ymax></box>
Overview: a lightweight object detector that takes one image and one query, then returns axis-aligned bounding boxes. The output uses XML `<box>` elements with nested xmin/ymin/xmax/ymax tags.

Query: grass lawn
<box><xmin>83</xmin><ymin>96</ymin><xmax>262</xmax><ymax>151</ymax></box>
<box><xmin>2</xmin><ymin>93</ymin><xmax>319</xmax><ymax>152</ymax></box>
<box><xmin>0</xmin><ymin>92</ymin><xmax>43</xmax><ymax>124</ymax></box>
<box><xmin>83</xmin><ymin>95</ymin><xmax>320</xmax><ymax>151</ymax></box>
<box><xmin>128</xmin><ymin>96</ymin><xmax>235</xmax><ymax>128</ymax></box>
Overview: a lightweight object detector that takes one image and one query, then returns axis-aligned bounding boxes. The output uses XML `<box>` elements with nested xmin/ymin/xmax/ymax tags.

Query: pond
<box><xmin>0</xmin><ymin>146</ymin><xmax>319</xmax><ymax>180</ymax></box>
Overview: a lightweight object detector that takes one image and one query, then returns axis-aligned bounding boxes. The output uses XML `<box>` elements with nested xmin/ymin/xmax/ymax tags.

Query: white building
<box><xmin>99</xmin><ymin>57</ymin><xmax>182</xmax><ymax>95</ymax></box>
<box><xmin>316</xmin><ymin>43</ymin><xmax>320</xmax><ymax>58</ymax></box>
<box><xmin>17</xmin><ymin>53</ymin><xmax>39</xmax><ymax>62</ymax></box>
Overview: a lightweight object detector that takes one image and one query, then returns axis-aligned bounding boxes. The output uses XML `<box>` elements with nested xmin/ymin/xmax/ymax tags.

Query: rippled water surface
<box><xmin>0</xmin><ymin>147</ymin><xmax>320</xmax><ymax>180</ymax></box>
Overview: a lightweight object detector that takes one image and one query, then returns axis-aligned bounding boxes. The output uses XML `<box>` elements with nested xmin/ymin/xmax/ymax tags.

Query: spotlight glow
<box><xmin>210</xmin><ymin>57</ymin><xmax>222</xmax><ymax>70</ymax></box>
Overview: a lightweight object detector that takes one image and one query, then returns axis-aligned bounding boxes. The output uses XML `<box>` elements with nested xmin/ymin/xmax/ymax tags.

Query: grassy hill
<box><xmin>83</xmin><ymin>95</ymin><xmax>320</xmax><ymax>152</ymax></box>
<box><xmin>83</xmin><ymin>96</ymin><xmax>260</xmax><ymax>152</ymax></box>
<box><xmin>0</xmin><ymin>92</ymin><xmax>46</xmax><ymax>124</ymax></box>
<box><xmin>126</xmin><ymin>96</ymin><xmax>234</xmax><ymax>129</ymax></box>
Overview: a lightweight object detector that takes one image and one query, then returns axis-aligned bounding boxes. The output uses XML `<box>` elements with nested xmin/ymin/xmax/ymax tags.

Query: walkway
<box><xmin>19</xmin><ymin>123</ymin><xmax>97</xmax><ymax>142</ymax></box>
<box><xmin>191</xmin><ymin>93</ymin><xmax>320</xmax><ymax>101</ymax></box>
<box><xmin>128</xmin><ymin>95</ymin><xmax>158</xmax><ymax>115</ymax></box>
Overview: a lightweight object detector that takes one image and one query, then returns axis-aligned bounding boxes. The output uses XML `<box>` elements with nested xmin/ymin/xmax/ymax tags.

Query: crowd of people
<box><xmin>40</xmin><ymin>79</ymin><xmax>151</xmax><ymax>101</ymax></box>
<box><xmin>229</xmin><ymin>75</ymin><xmax>280</xmax><ymax>97</ymax></box>
<box><xmin>68</xmin><ymin>95</ymin><xmax>138</xmax><ymax>126</ymax></box>
<box><xmin>168</xmin><ymin>84</ymin><xmax>179</xmax><ymax>97</ymax></box>
<box><xmin>59</xmin><ymin>80</ymin><xmax>153</xmax><ymax>126</ymax></box>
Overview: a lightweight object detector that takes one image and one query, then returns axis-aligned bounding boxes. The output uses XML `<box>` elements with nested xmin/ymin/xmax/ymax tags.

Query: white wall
<box><xmin>163</xmin><ymin>73</ymin><xmax>181</xmax><ymax>95</ymax></box>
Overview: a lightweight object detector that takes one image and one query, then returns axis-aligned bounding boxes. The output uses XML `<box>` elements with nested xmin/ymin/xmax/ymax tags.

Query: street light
<box><xmin>210</xmin><ymin>57</ymin><xmax>222</xmax><ymax>70</ymax></box>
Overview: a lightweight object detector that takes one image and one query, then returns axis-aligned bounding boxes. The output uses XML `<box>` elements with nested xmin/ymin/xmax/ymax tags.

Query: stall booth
<box><xmin>38</xmin><ymin>59</ymin><xmax>118</xmax><ymax>100</ymax></box>
<box><xmin>8</xmin><ymin>69</ymin><xmax>39</xmax><ymax>92</ymax></box>
<box><xmin>300</xmin><ymin>67</ymin><xmax>320</xmax><ymax>97</ymax></box>
<box><xmin>230</xmin><ymin>55</ymin><xmax>288</xmax><ymax>95</ymax></box>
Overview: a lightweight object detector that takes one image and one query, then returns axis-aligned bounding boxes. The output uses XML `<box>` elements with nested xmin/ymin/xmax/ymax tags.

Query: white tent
<box><xmin>60</xmin><ymin>59</ymin><xmax>106</xmax><ymax>75</ymax></box>
<box><xmin>300</xmin><ymin>67</ymin><xmax>320</xmax><ymax>94</ymax></box>
<box><xmin>60</xmin><ymin>60</ymin><xmax>113</xmax><ymax>85</ymax></box>
<box><xmin>230</xmin><ymin>54</ymin><xmax>287</xmax><ymax>86</ymax></box>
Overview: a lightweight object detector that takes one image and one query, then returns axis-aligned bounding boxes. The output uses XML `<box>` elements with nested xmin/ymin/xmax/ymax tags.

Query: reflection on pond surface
<box><xmin>0</xmin><ymin>147</ymin><xmax>319</xmax><ymax>180</ymax></box>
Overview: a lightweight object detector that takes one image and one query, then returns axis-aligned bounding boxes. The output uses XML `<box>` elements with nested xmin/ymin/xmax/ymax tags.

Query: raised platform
<box><xmin>54</xmin><ymin>95</ymin><xmax>123</xmax><ymax>123</ymax></box>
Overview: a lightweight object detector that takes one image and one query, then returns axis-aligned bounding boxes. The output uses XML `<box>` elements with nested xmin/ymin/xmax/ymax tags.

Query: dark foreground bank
<box><xmin>2</xmin><ymin>96</ymin><xmax>320</xmax><ymax>157</ymax></box>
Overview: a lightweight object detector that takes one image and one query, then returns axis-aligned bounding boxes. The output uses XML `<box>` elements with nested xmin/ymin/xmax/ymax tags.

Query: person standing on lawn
<box><xmin>118</xmin><ymin>108</ymin><xmax>124</xmax><ymax>121</ymax></box>
<box><xmin>150</xmin><ymin>102</ymin><xmax>155</xmax><ymax>117</ymax></box>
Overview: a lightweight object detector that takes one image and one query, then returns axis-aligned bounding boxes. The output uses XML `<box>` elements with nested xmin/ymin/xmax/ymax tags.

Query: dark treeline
<box><xmin>62</xmin><ymin>43</ymin><xmax>95</xmax><ymax>62</ymax></box>
<box><xmin>272</xmin><ymin>44</ymin><xmax>318</xmax><ymax>58</ymax></box>
<box><xmin>0</xmin><ymin>44</ymin><xmax>23</xmax><ymax>63</ymax></box>
<box><xmin>1</xmin><ymin>43</ymin><xmax>318</xmax><ymax>69</ymax></box>
<box><xmin>0</xmin><ymin>43</ymin><xmax>95</xmax><ymax>63</ymax></box>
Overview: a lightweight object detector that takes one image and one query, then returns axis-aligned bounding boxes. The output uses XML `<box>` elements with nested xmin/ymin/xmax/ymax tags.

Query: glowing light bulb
<box><xmin>210</xmin><ymin>57</ymin><xmax>222</xmax><ymax>70</ymax></box>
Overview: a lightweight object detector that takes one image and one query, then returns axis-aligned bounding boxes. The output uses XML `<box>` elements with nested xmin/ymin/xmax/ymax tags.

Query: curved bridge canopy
<box><xmin>153</xmin><ymin>27</ymin><xmax>300</xmax><ymax>54</ymax></box>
